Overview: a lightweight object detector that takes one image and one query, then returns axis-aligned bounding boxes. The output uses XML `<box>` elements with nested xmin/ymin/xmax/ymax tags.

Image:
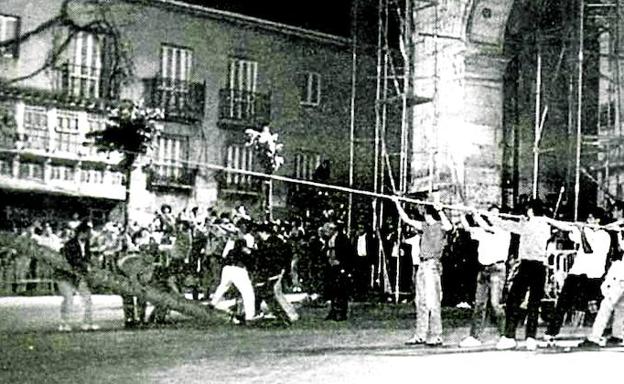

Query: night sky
<box><xmin>180</xmin><ymin>0</ymin><xmax>356</xmax><ymax>37</ymax></box>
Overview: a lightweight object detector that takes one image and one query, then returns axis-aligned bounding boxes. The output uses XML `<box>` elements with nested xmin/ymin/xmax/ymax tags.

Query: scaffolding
<box><xmin>370</xmin><ymin>0</ymin><xmax>434</xmax><ymax>301</ymax></box>
<box><xmin>583</xmin><ymin>0</ymin><xmax>624</xmax><ymax>207</ymax></box>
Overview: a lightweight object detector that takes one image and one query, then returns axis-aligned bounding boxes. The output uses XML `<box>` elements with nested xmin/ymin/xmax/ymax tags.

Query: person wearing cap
<box><xmin>392</xmin><ymin>196</ymin><xmax>453</xmax><ymax>346</ymax></box>
<box><xmin>56</xmin><ymin>220</ymin><xmax>99</xmax><ymax>331</ymax></box>
<box><xmin>322</xmin><ymin>221</ymin><xmax>353</xmax><ymax>321</ymax></box>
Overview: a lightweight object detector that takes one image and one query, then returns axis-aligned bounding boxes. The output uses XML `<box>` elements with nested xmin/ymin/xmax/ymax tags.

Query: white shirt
<box><xmin>568</xmin><ymin>228</ymin><xmax>610</xmax><ymax>279</ymax></box>
<box><xmin>403</xmin><ymin>234</ymin><xmax>421</xmax><ymax>266</ymax></box>
<box><xmin>356</xmin><ymin>234</ymin><xmax>367</xmax><ymax>257</ymax></box>
<box><xmin>470</xmin><ymin>227</ymin><xmax>510</xmax><ymax>266</ymax></box>
<box><xmin>604</xmin><ymin>260</ymin><xmax>624</xmax><ymax>283</ymax></box>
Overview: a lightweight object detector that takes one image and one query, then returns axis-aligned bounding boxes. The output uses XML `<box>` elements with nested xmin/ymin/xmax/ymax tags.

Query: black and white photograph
<box><xmin>1</xmin><ymin>0</ymin><xmax>623</xmax><ymax>382</ymax></box>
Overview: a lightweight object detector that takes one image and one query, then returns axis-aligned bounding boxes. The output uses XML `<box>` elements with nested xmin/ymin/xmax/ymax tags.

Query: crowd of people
<box><xmin>391</xmin><ymin>197</ymin><xmax>624</xmax><ymax>350</ymax></box>
<box><xmin>2</xmin><ymin>192</ymin><xmax>624</xmax><ymax>351</ymax></box>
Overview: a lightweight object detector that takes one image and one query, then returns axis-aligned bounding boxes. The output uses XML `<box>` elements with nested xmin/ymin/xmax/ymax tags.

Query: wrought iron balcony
<box><xmin>147</xmin><ymin>164</ymin><xmax>197</xmax><ymax>191</ymax></box>
<box><xmin>144</xmin><ymin>78</ymin><xmax>206</xmax><ymax>122</ymax></box>
<box><xmin>218</xmin><ymin>89</ymin><xmax>270</xmax><ymax>129</ymax></box>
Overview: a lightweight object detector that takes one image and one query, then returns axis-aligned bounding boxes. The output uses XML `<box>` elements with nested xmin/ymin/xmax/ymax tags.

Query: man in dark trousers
<box><xmin>252</xmin><ymin>223</ymin><xmax>299</xmax><ymax>322</ymax></box>
<box><xmin>322</xmin><ymin>221</ymin><xmax>353</xmax><ymax>321</ymax></box>
<box><xmin>56</xmin><ymin>220</ymin><xmax>99</xmax><ymax>331</ymax></box>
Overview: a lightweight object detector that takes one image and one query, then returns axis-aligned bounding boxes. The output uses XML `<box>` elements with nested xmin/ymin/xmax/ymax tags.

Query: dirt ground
<box><xmin>0</xmin><ymin>295</ymin><xmax>622</xmax><ymax>384</ymax></box>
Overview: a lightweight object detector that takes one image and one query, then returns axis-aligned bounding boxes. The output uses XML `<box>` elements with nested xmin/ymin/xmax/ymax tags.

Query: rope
<box><xmin>1</xmin><ymin>144</ymin><xmax>622</xmax><ymax>230</ymax></box>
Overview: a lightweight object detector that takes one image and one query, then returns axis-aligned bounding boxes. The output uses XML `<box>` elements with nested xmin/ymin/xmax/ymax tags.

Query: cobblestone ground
<box><xmin>0</xmin><ymin>296</ymin><xmax>622</xmax><ymax>384</ymax></box>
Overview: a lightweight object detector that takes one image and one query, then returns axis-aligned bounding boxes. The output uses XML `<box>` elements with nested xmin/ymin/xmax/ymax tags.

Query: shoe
<box><xmin>405</xmin><ymin>336</ymin><xmax>426</xmax><ymax>345</ymax></box>
<box><xmin>459</xmin><ymin>336</ymin><xmax>482</xmax><ymax>348</ymax></box>
<box><xmin>246</xmin><ymin>313</ymin><xmax>265</xmax><ymax>322</ymax></box>
<box><xmin>525</xmin><ymin>337</ymin><xmax>538</xmax><ymax>351</ymax></box>
<box><xmin>577</xmin><ymin>338</ymin><xmax>602</xmax><ymax>349</ymax></box>
<box><xmin>58</xmin><ymin>324</ymin><xmax>72</xmax><ymax>332</ymax></box>
<box><xmin>542</xmin><ymin>335</ymin><xmax>556</xmax><ymax>347</ymax></box>
<box><xmin>496</xmin><ymin>336</ymin><xmax>517</xmax><ymax>350</ymax></box>
<box><xmin>426</xmin><ymin>337</ymin><xmax>443</xmax><ymax>347</ymax></box>
<box><xmin>81</xmin><ymin>323</ymin><xmax>100</xmax><ymax>331</ymax></box>
<box><xmin>605</xmin><ymin>336</ymin><xmax>624</xmax><ymax>347</ymax></box>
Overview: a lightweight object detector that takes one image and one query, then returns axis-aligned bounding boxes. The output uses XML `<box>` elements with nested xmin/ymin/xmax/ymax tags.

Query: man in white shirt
<box><xmin>545</xmin><ymin>208</ymin><xmax>611</xmax><ymax>343</ymax></box>
<box><xmin>580</xmin><ymin>217</ymin><xmax>624</xmax><ymax>348</ymax></box>
<box><xmin>459</xmin><ymin>205</ymin><xmax>511</xmax><ymax>347</ymax></box>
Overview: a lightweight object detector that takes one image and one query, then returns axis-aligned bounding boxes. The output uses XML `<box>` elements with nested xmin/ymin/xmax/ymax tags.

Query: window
<box><xmin>161</xmin><ymin>45</ymin><xmax>193</xmax><ymax>82</ymax></box>
<box><xmin>294</xmin><ymin>152</ymin><xmax>321</xmax><ymax>180</ymax></box>
<box><xmin>19</xmin><ymin>161</ymin><xmax>44</xmax><ymax>180</ymax></box>
<box><xmin>599</xmin><ymin>101</ymin><xmax>616</xmax><ymax>130</ymax></box>
<box><xmin>155</xmin><ymin>134</ymin><xmax>189</xmax><ymax>180</ymax></box>
<box><xmin>22</xmin><ymin>106</ymin><xmax>49</xmax><ymax>150</ymax></box>
<box><xmin>50</xmin><ymin>165</ymin><xmax>74</xmax><ymax>181</ymax></box>
<box><xmin>55</xmin><ymin>110</ymin><xmax>80</xmax><ymax>153</ymax></box>
<box><xmin>300</xmin><ymin>72</ymin><xmax>321</xmax><ymax>106</ymax></box>
<box><xmin>81</xmin><ymin>167</ymin><xmax>104</xmax><ymax>184</ymax></box>
<box><xmin>159</xmin><ymin>45</ymin><xmax>193</xmax><ymax>107</ymax></box>
<box><xmin>85</xmin><ymin>113</ymin><xmax>106</xmax><ymax>156</ymax></box>
<box><xmin>64</xmin><ymin>31</ymin><xmax>102</xmax><ymax>98</ymax></box>
<box><xmin>0</xmin><ymin>15</ymin><xmax>19</xmax><ymax>58</ymax></box>
<box><xmin>225</xmin><ymin>144</ymin><xmax>254</xmax><ymax>186</ymax></box>
<box><xmin>225</xmin><ymin>58</ymin><xmax>258</xmax><ymax>120</ymax></box>
<box><xmin>0</xmin><ymin>158</ymin><xmax>11</xmax><ymax>175</ymax></box>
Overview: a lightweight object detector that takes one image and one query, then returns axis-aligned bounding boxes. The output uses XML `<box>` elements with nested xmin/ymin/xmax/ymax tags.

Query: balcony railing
<box><xmin>147</xmin><ymin>164</ymin><xmax>197</xmax><ymax>191</ymax></box>
<box><xmin>0</xmin><ymin>153</ymin><xmax>125</xmax><ymax>201</ymax></box>
<box><xmin>144</xmin><ymin>78</ymin><xmax>205</xmax><ymax>122</ymax></box>
<box><xmin>218</xmin><ymin>89</ymin><xmax>270</xmax><ymax>129</ymax></box>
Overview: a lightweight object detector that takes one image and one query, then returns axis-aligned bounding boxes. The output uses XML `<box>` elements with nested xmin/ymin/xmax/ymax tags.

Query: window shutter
<box><xmin>11</xmin><ymin>16</ymin><xmax>19</xmax><ymax>58</ymax></box>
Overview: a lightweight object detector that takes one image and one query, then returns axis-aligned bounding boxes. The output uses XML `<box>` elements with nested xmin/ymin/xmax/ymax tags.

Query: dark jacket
<box><xmin>253</xmin><ymin>234</ymin><xmax>291</xmax><ymax>280</ymax></box>
<box><xmin>325</xmin><ymin>232</ymin><xmax>353</xmax><ymax>271</ymax></box>
<box><xmin>56</xmin><ymin>237</ymin><xmax>92</xmax><ymax>284</ymax></box>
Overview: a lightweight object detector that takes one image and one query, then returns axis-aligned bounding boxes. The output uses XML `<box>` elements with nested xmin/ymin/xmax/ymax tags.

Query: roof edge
<box><xmin>131</xmin><ymin>0</ymin><xmax>351</xmax><ymax>47</ymax></box>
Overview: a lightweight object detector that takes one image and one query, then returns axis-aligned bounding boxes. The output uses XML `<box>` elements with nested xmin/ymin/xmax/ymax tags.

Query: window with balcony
<box><xmin>300</xmin><ymin>72</ymin><xmax>321</xmax><ymax>106</ymax></box>
<box><xmin>0</xmin><ymin>14</ymin><xmax>19</xmax><ymax>58</ymax></box>
<box><xmin>145</xmin><ymin>44</ymin><xmax>204</xmax><ymax>121</ymax></box>
<box><xmin>55</xmin><ymin>110</ymin><xmax>80</xmax><ymax>153</ymax></box>
<box><xmin>150</xmin><ymin>134</ymin><xmax>195</xmax><ymax>189</ymax></box>
<box><xmin>294</xmin><ymin>151</ymin><xmax>322</xmax><ymax>180</ymax></box>
<box><xmin>22</xmin><ymin>106</ymin><xmax>49</xmax><ymax>151</ymax></box>
<box><xmin>224</xmin><ymin>143</ymin><xmax>255</xmax><ymax>188</ymax></box>
<box><xmin>218</xmin><ymin>58</ymin><xmax>270</xmax><ymax>128</ymax></box>
<box><xmin>58</xmin><ymin>31</ymin><xmax>102</xmax><ymax>99</ymax></box>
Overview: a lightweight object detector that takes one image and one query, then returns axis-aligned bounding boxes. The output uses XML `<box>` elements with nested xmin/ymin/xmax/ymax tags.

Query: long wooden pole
<box><xmin>533</xmin><ymin>43</ymin><xmax>542</xmax><ymax>199</ymax></box>
<box><xmin>347</xmin><ymin>0</ymin><xmax>358</xmax><ymax>234</ymax></box>
<box><xmin>575</xmin><ymin>0</ymin><xmax>585</xmax><ymax>221</ymax></box>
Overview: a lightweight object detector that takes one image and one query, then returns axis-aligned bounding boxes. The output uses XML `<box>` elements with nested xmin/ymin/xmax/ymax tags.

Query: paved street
<box><xmin>0</xmin><ymin>295</ymin><xmax>623</xmax><ymax>383</ymax></box>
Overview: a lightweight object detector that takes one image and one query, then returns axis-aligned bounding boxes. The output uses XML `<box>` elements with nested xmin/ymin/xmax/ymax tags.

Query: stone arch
<box><xmin>466</xmin><ymin>0</ymin><xmax>516</xmax><ymax>48</ymax></box>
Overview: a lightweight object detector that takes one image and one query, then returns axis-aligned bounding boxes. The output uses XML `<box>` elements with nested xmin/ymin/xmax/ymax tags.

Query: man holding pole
<box><xmin>459</xmin><ymin>205</ymin><xmax>511</xmax><ymax>348</ymax></box>
<box><xmin>393</xmin><ymin>196</ymin><xmax>452</xmax><ymax>346</ymax></box>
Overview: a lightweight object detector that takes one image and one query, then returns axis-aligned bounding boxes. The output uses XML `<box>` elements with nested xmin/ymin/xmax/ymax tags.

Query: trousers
<box><xmin>58</xmin><ymin>278</ymin><xmax>92</xmax><ymax>324</ymax></box>
<box><xmin>211</xmin><ymin>265</ymin><xmax>256</xmax><ymax>320</ymax></box>
<box><xmin>414</xmin><ymin>259</ymin><xmax>443</xmax><ymax>342</ymax></box>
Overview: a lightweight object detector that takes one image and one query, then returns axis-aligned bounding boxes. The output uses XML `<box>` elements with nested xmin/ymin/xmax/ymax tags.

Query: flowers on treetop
<box><xmin>245</xmin><ymin>126</ymin><xmax>284</xmax><ymax>173</ymax></box>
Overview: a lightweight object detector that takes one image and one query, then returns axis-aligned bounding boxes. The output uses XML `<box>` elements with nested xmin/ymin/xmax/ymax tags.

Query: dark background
<box><xmin>180</xmin><ymin>0</ymin><xmax>355</xmax><ymax>37</ymax></box>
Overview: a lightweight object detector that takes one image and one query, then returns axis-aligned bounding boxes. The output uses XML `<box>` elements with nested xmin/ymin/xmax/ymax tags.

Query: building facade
<box><xmin>0</xmin><ymin>0</ymin><xmax>375</xmax><ymax>228</ymax></box>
